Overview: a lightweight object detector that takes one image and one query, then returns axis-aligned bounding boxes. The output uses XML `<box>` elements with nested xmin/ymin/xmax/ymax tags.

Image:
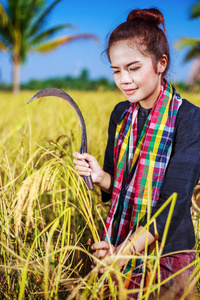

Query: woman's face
<box><xmin>109</xmin><ymin>40</ymin><xmax>166</xmax><ymax>109</ymax></box>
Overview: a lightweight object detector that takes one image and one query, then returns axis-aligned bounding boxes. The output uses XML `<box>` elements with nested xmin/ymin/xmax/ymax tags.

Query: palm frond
<box><xmin>33</xmin><ymin>34</ymin><xmax>99</xmax><ymax>53</ymax></box>
<box><xmin>30</xmin><ymin>24</ymin><xmax>76</xmax><ymax>46</ymax></box>
<box><xmin>174</xmin><ymin>37</ymin><xmax>200</xmax><ymax>50</ymax></box>
<box><xmin>0</xmin><ymin>39</ymin><xmax>7</xmax><ymax>51</ymax></box>
<box><xmin>0</xmin><ymin>3</ymin><xmax>9</xmax><ymax>27</ymax></box>
<box><xmin>28</xmin><ymin>0</ymin><xmax>62</xmax><ymax>37</ymax></box>
<box><xmin>0</xmin><ymin>26</ymin><xmax>14</xmax><ymax>47</ymax></box>
<box><xmin>0</xmin><ymin>6</ymin><xmax>14</xmax><ymax>47</ymax></box>
<box><xmin>20</xmin><ymin>0</ymin><xmax>47</xmax><ymax>35</ymax></box>
<box><xmin>185</xmin><ymin>45</ymin><xmax>200</xmax><ymax>61</ymax></box>
<box><xmin>6</xmin><ymin>0</ymin><xmax>21</xmax><ymax>24</ymax></box>
<box><xmin>24</xmin><ymin>0</ymin><xmax>46</xmax><ymax>21</ymax></box>
<box><xmin>190</xmin><ymin>2</ymin><xmax>200</xmax><ymax>19</ymax></box>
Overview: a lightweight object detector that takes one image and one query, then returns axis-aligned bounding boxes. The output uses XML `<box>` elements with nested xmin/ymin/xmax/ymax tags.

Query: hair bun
<box><xmin>127</xmin><ymin>8</ymin><xmax>165</xmax><ymax>31</ymax></box>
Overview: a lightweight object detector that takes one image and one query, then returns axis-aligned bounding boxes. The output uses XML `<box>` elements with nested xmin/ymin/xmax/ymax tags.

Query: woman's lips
<box><xmin>123</xmin><ymin>88</ymin><xmax>137</xmax><ymax>95</ymax></box>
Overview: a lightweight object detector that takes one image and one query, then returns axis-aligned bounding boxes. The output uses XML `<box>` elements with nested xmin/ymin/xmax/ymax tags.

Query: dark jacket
<box><xmin>102</xmin><ymin>99</ymin><xmax>200</xmax><ymax>254</ymax></box>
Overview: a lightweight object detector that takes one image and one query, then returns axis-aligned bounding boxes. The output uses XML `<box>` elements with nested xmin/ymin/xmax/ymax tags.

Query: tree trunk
<box><xmin>13</xmin><ymin>55</ymin><xmax>20</xmax><ymax>94</ymax></box>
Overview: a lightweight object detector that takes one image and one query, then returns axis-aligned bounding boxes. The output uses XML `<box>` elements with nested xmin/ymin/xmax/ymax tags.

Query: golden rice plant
<box><xmin>1</xmin><ymin>141</ymin><xmax>101</xmax><ymax>299</ymax></box>
<box><xmin>0</xmin><ymin>90</ymin><xmax>199</xmax><ymax>299</ymax></box>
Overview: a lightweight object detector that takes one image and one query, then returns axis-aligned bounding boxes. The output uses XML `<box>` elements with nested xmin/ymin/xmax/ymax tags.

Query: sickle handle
<box><xmin>80</xmin><ymin>142</ymin><xmax>94</xmax><ymax>190</ymax></box>
<box><xmin>83</xmin><ymin>175</ymin><xmax>94</xmax><ymax>190</ymax></box>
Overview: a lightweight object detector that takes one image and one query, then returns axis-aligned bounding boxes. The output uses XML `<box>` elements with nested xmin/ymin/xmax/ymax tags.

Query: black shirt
<box><xmin>101</xmin><ymin>99</ymin><xmax>200</xmax><ymax>254</ymax></box>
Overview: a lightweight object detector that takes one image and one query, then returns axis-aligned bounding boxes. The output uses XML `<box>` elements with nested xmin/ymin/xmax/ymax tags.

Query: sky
<box><xmin>0</xmin><ymin>0</ymin><xmax>199</xmax><ymax>84</ymax></box>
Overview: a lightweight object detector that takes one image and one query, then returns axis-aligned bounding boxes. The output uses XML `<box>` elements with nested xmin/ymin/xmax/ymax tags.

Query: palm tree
<box><xmin>0</xmin><ymin>0</ymin><xmax>98</xmax><ymax>94</ymax></box>
<box><xmin>175</xmin><ymin>1</ymin><xmax>200</xmax><ymax>84</ymax></box>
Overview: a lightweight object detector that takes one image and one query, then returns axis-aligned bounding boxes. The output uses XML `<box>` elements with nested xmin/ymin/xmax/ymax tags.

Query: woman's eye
<box><xmin>130</xmin><ymin>67</ymin><xmax>139</xmax><ymax>71</ymax></box>
<box><xmin>113</xmin><ymin>70</ymin><xmax>120</xmax><ymax>74</ymax></box>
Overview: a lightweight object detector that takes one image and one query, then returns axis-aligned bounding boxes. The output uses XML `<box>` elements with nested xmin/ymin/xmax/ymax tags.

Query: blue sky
<box><xmin>0</xmin><ymin>0</ymin><xmax>199</xmax><ymax>84</ymax></box>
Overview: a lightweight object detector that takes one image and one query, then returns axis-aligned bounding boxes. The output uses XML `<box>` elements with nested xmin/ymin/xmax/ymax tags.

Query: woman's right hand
<box><xmin>72</xmin><ymin>152</ymin><xmax>104</xmax><ymax>185</ymax></box>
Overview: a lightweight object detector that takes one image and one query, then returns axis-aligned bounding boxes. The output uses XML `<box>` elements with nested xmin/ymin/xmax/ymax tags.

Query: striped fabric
<box><xmin>125</xmin><ymin>250</ymin><xmax>195</xmax><ymax>299</ymax></box>
<box><xmin>102</xmin><ymin>78</ymin><xmax>182</xmax><ymax>259</ymax></box>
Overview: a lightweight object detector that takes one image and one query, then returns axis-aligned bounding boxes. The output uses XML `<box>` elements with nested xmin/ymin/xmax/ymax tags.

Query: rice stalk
<box><xmin>18</xmin><ymin>206</ymin><xmax>76</xmax><ymax>300</ymax></box>
<box><xmin>140</xmin><ymin>259</ymin><xmax>197</xmax><ymax>300</ymax></box>
<box><xmin>14</xmin><ymin>152</ymin><xmax>68</xmax><ymax>234</ymax></box>
<box><xmin>44</xmin><ymin>218</ymin><xmax>59</xmax><ymax>300</ymax></box>
<box><xmin>50</xmin><ymin>208</ymin><xmax>72</xmax><ymax>298</ymax></box>
<box><xmin>181</xmin><ymin>259</ymin><xmax>200</xmax><ymax>299</ymax></box>
<box><xmin>143</xmin><ymin>192</ymin><xmax>177</xmax><ymax>299</ymax></box>
<box><xmin>62</xmin><ymin>165</ymin><xmax>100</xmax><ymax>243</ymax></box>
<box><xmin>139</xmin><ymin>152</ymin><xmax>154</xmax><ymax>299</ymax></box>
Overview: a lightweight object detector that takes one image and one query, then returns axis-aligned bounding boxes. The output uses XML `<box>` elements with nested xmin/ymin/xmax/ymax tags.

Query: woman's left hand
<box><xmin>91</xmin><ymin>239</ymin><xmax>138</xmax><ymax>273</ymax></box>
<box><xmin>91</xmin><ymin>241</ymin><xmax>116</xmax><ymax>273</ymax></box>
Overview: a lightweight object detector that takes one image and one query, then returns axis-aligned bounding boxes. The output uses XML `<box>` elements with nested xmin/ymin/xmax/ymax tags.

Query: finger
<box><xmin>91</xmin><ymin>265</ymin><xmax>106</xmax><ymax>274</ymax></box>
<box><xmin>73</xmin><ymin>158</ymin><xmax>92</xmax><ymax>176</ymax></box>
<box><xmin>73</xmin><ymin>158</ymin><xmax>90</xmax><ymax>167</ymax></box>
<box><xmin>108</xmin><ymin>246</ymin><xmax>116</xmax><ymax>256</ymax></box>
<box><xmin>72</xmin><ymin>152</ymin><xmax>79</xmax><ymax>158</ymax></box>
<box><xmin>98</xmin><ymin>257</ymin><xmax>112</xmax><ymax>273</ymax></box>
<box><xmin>87</xmin><ymin>239</ymin><xmax>91</xmax><ymax>246</ymax></box>
<box><xmin>74</xmin><ymin>163</ymin><xmax>92</xmax><ymax>174</ymax></box>
<box><xmin>98</xmin><ymin>267</ymin><xmax>106</xmax><ymax>274</ymax></box>
<box><xmin>91</xmin><ymin>241</ymin><xmax>111</xmax><ymax>251</ymax></box>
<box><xmin>74</xmin><ymin>152</ymin><xmax>96</xmax><ymax>165</ymax></box>
<box><xmin>73</xmin><ymin>153</ymin><xmax>86</xmax><ymax>163</ymax></box>
<box><xmin>93</xmin><ymin>249</ymin><xmax>108</xmax><ymax>260</ymax></box>
<box><xmin>75</xmin><ymin>170</ymin><xmax>91</xmax><ymax>177</ymax></box>
<box><xmin>91</xmin><ymin>262</ymin><xmax>106</xmax><ymax>274</ymax></box>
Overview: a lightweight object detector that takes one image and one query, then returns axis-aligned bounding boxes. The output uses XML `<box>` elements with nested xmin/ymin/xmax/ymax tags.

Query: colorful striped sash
<box><xmin>102</xmin><ymin>79</ymin><xmax>182</xmax><ymax>247</ymax></box>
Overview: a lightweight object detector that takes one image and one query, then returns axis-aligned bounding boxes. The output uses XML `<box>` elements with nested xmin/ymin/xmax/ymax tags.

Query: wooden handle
<box><xmin>84</xmin><ymin>175</ymin><xmax>94</xmax><ymax>190</ymax></box>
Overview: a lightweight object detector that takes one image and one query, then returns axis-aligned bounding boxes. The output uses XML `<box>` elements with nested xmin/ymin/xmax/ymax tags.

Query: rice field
<box><xmin>0</xmin><ymin>89</ymin><xmax>200</xmax><ymax>299</ymax></box>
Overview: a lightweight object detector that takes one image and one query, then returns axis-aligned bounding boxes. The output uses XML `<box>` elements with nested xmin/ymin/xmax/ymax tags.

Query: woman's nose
<box><xmin>120</xmin><ymin>70</ymin><xmax>132</xmax><ymax>84</ymax></box>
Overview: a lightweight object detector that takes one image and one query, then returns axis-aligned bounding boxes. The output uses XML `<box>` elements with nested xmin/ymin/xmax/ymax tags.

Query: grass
<box><xmin>0</xmin><ymin>89</ymin><xmax>199</xmax><ymax>299</ymax></box>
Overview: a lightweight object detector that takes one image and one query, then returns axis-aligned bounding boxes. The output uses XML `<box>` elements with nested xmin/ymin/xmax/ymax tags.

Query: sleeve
<box><xmin>101</xmin><ymin>100</ymin><xmax>130</xmax><ymax>202</ymax></box>
<box><xmin>141</xmin><ymin>102</ymin><xmax>200</xmax><ymax>241</ymax></box>
<box><xmin>101</xmin><ymin>108</ymin><xmax>117</xmax><ymax>202</ymax></box>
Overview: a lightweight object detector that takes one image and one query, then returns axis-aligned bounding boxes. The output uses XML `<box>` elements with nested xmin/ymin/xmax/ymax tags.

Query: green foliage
<box><xmin>20</xmin><ymin>69</ymin><xmax>117</xmax><ymax>91</ymax></box>
<box><xmin>174</xmin><ymin>80</ymin><xmax>200</xmax><ymax>94</ymax></box>
<box><xmin>190</xmin><ymin>1</ymin><xmax>200</xmax><ymax>19</ymax></box>
<box><xmin>175</xmin><ymin>1</ymin><xmax>200</xmax><ymax>62</ymax></box>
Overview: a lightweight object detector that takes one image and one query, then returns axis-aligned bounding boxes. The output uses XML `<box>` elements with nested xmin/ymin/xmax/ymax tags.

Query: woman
<box><xmin>73</xmin><ymin>8</ymin><xmax>200</xmax><ymax>298</ymax></box>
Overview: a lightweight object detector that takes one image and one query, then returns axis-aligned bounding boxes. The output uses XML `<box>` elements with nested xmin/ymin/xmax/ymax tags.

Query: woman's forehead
<box><xmin>109</xmin><ymin>40</ymin><xmax>151</xmax><ymax>64</ymax></box>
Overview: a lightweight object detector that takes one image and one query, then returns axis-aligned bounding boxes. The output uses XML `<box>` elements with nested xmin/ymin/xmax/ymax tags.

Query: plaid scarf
<box><xmin>102</xmin><ymin>79</ymin><xmax>182</xmax><ymax>246</ymax></box>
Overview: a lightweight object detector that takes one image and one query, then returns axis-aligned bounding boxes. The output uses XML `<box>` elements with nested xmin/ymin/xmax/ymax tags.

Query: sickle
<box><xmin>27</xmin><ymin>87</ymin><xmax>93</xmax><ymax>190</ymax></box>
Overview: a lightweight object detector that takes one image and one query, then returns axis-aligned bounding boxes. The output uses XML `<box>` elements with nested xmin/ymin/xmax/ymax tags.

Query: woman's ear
<box><xmin>157</xmin><ymin>54</ymin><xmax>168</xmax><ymax>74</ymax></box>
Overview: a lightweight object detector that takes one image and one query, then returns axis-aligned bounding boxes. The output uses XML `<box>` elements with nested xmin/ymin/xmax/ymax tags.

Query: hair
<box><xmin>106</xmin><ymin>8</ymin><xmax>170</xmax><ymax>77</ymax></box>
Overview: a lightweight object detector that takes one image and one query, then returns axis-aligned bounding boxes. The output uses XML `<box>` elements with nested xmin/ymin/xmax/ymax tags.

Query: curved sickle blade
<box><xmin>27</xmin><ymin>87</ymin><xmax>93</xmax><ymax>190</ymax></box>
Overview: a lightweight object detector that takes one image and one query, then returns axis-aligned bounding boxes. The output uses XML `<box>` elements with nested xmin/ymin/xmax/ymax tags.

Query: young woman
<box><xmin>73</xmin><ymin>8</ymin><xmax>200</xmax><ymax>298</ymax></box>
